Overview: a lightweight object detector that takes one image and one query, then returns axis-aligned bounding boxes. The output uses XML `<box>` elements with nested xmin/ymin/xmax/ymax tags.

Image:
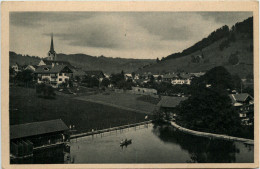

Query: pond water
<box><xmin>69</xmin><ymin>123</ymin><xmax>254</xmax><ymax>163</ymax></box>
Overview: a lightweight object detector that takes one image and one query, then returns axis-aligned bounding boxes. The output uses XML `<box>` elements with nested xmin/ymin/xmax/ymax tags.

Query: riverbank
<box><xmin>170</xmin><ymin>121</ymin><xmax>254</xmax><ymax>145</ymax></box>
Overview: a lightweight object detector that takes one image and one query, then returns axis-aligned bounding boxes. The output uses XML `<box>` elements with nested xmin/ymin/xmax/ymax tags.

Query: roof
<box><xmin>42</xmin><ymin>60</ymin><xmax>72</xmax><ymax>67</ymax></box>
<box><xmin>73</xmin><ymin>69</ymin><xmax>86</xmax><ymax>76</ymax></box>
<box><xmin>85</xmin><ymin>70</ymin><xmax>105</xmax><ymax>77</ymax></box>
<box><xmin>163</xmin><ymin>74</ymin><xmax>178</xmax><ymax>79</ymax></box>
<box><xmin>35</xmin><ymin>65</ymin><xmax>72</xmax><ymax>74</ymax></box>
<box><xmin>229</xmin><ymin>93</ymin><xmax>254</xmax><ymax>103</ymax></box>
<box><xmin>191</xmin><ymin>72</ymin><xmax>205</xmax><ymax>77</ymax></box>
<box><xmin>157</xmin><ymin>96</ymin><xmax>188</xmax><ymax>108</ymax></box>
<box><xmin>10</xmin><ymin>119</ymin><xmax>69</xmax><ymax>139</ymax></box>
<box><xmin>179</xmin><ymin>73</ymin><xmax>193</xmax><ymax>79</ymax></box>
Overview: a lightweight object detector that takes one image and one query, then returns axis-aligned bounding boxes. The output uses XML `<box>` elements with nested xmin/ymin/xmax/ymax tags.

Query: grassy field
<box><xmin>9</xmin><ymin>86</ymin><xmax>149</xmax><ymax>133</ymax></box>
<box><xmin>74</xmin><ymin>92</ymin><xmax>157</xmax><ymax>114</ymax></box>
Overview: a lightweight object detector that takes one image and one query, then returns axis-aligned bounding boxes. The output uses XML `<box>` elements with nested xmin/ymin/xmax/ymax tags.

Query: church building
<box><xmin>46</xmin><ymin>33</ymin><xmax>57</xmax><ymax>61</ymax></box>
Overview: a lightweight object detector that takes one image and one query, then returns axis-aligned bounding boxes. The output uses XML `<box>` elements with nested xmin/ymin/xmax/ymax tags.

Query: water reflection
<box><xmin>152</xmin><ymin>123</ymin><xmax>253</xmax><ymax>163</ymax></box>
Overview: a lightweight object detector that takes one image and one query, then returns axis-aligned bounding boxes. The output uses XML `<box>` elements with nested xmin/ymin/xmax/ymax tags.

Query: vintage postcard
<box><xmin>1</xmin><ymin>1</ymin><xmax>259</xmax><ymax>169</ymax></box>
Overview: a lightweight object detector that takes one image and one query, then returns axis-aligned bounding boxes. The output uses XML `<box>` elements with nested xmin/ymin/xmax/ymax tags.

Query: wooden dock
<box><xmin>70</xmin><ymin>120</ymin><xmax>152</xmax><ymax>139</ymax></box>
<box><xmin>33</xmin><ymin>141</ymin><xmax>70</xmax><ymax>150</ymax></box>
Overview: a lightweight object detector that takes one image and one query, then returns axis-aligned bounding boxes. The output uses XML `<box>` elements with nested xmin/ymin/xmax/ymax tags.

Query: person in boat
<box><xmin>120</xmin><ymin>139</ymin><xmax>124</xmax><ymax>144</ymax></box>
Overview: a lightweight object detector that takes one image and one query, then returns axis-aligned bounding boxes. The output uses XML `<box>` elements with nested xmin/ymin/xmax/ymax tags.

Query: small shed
<box><xmin>10</xmin><ymin>119</ymin><xmax>69</xmax><ymax>157</ymax></box>
<box><xmin>157</xmin><ymin>96</ymin><xmax>188</xmax><ymax>113</ymax></box>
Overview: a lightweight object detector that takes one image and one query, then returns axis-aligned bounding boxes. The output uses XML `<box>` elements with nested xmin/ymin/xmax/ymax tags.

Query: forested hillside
<box><xmin>138</xmin><ymin>17</ymin><xmax>253</xmax><ymax>79</ymax></box>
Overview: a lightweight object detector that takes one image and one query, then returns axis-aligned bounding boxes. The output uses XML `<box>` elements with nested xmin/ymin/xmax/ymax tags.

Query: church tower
<box><xmin>47</xmin><ymin>33</ymin><xmax>57</xmax><ymax>60</ymax></box>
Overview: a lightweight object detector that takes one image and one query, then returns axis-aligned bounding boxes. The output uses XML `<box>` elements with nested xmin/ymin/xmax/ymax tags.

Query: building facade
<box><xmin>229</xmin><ymin>93</ymin><xmax>254</xmax><ymax>125</ymax></box>
<box><xmin>35</xmin><ymin>65</ymin><xmax>73</xmax><ymax>88</ymax></box>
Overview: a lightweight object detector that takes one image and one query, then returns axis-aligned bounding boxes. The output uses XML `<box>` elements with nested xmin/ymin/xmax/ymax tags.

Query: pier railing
<box><xmin>70</xmin><ymin>120</ymin><xmax>152</xmax><ymax>139</ymax></box>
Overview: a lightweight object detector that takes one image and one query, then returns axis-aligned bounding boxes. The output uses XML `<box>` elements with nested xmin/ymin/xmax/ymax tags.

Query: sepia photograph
<box><xmin>1</xmin><ymin>1</ymin><xmax>259</xmax><ymax>168</ymax></box>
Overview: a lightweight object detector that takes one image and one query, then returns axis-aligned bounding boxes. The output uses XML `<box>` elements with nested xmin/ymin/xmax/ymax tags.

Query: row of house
<box><xmin>125</xmin><ymin>72</ymin><xmax>205</xmax><ymax>86</ymax></box>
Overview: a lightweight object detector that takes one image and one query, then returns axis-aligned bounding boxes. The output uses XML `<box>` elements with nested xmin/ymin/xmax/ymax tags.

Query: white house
<box><xmin>171</xmin><ymin>78</ymin><xmax>191</xmax><ymax>85</ymax></box>
<box><xmin>11</xmin><ymin>63</ymin><xmax>20</xmax><ymax>72</ymax></box>
<box><xmin>25</xmin><ymin>65</ymin><xmax>38</xmax><ymax>72</ymax></box>
<box><xmin>35</xmin><ymin>65</ymin><xmax>73</xmax><ymax>88</ymax></box>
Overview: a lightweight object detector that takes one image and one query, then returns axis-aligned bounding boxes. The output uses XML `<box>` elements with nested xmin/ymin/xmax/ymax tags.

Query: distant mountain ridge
<box><xmin>137</xmin><ymin>17</ymin><xmax>253</xmax><ymax>79</ymax></box>
<box><xmin>9</xmin><ymin>52</ymin><xmax>155</xmax><ymax>74</ymax></box>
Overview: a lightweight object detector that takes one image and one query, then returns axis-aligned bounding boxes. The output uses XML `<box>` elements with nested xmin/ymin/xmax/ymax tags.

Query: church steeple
<box><xmin>50</xmin><ymin>33</ymin><xmax>55</xmax><ymax>53</ymax></box>
<box><xmin>47</xmin><ymin>33</ymin><xmax>57</xmax><ymax>61</ymax></box>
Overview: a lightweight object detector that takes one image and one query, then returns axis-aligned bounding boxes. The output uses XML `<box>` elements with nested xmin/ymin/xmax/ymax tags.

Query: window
<box><xmin>59</xmin><ymin>73</ymin><xmax>62</xmax><ymax>76</ymax></box>
<box><xmin>59</xmin><ymin>78</ymin><xmax>62</xmax><ymax>81</ymax></box>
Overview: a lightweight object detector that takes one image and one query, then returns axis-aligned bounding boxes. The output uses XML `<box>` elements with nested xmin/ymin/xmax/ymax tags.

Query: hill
<box><xmin>56</xmin><ymin>53</ymin><xmax>154</xmax><ymax>74</ymax></box>
<box><xmin>137</xmin><ymin>17</ymin><xmax>253</xmax><ymax>79</ymax></box>
<box><xmin>10</xmin><ymin>52</ymin><xmax>155</xmax><ymax>74</ymax></box>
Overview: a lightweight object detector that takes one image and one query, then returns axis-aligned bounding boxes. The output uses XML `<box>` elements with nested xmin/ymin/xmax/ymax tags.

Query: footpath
<box><xmin>170</xmin><ymin>121</ymin><xmax>254</xmax><ymax>145</ymax></box>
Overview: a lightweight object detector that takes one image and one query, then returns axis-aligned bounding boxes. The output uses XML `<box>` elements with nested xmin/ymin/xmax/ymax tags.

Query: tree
<box><xmin>36</xmin><ymin>83</ymin><xmax>56</xmax><ymax>99</ymax></box>
<box><xmin>195</xmin><ymin>66</ymin><xmax>234</xmax><ymax>91</ymax></box>
<box><xmin>14</xmin><ymin>69</ymin><xmax>34</xmax><ymax>87</ymax></box>
<box><xmin>82</xmin><ymin>75</ymin><xmax>99</xmax><ymax>88</ymax></box>
<box><xmin>228</xmin><ymin>53</ymin><xmax>239</xmax><ymax>65</ymax></box>
<box><xmin>101</xmin><ymin>78</ymin><xmax>110</xmax><ymax>87</ymax></box>
<box><xmin>157</xmin><ymin>75</ymin><xmax>162</xmax><ymax>81</ymax></box>
<box><xmin>176</xmin><ymin>88</ymin><xmax>242</xmax><ymax>136</ymax></box>
<box><xmin>131</xmin><ymin>72</ymin><xmax>136</xmax><ymax>79</ymax></box>
<box><xmin>149</xmin><ymin>75</ymin><xmax>155</xmax><ymax>83</ymax></box>
<box><xmin>9</xmin><ymin>67</ymin><xmax>15</xmax><ymax>76</ymax></box>
<box><xmin>231</xmin><ymin>74</ymin><xmax>242</xmax><ymax>92</ymax></box>
<box><xmin>156</xmin><ymin>57</ymin><xmax>160</xmax><ymax>63</ymax></box>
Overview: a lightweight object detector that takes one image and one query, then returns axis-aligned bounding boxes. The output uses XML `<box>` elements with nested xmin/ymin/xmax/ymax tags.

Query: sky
<box><xmin>10</xmin><ymin>12</ymin><xmax>253</xmax><ymax>59</ymax></box>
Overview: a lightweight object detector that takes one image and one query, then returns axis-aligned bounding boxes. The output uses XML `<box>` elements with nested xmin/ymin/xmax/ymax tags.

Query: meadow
<box><xmin>9</xmin><ymin>86</ymin><xmax>149</xmax><ymax>133</ymax></box>
<box><xmin>74</xmin><ymin>92</ymin><xmax>157</xmax><ymax>114</ymax></box>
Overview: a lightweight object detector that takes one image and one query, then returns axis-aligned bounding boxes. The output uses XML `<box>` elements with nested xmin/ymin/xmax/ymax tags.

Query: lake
<box><xmin>69</xmin><ymin>123</ymin><xmax>254</xmax><ymax>163</ymax></box>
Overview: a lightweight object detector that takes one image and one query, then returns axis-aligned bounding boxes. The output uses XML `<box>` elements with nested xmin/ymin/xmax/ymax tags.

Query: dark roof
<box><xmin>179</xmin><ymin>73</ymin><xmax>193</xmax><ymax>79</ymax></box>
<box><xmin>229</xmin><ymin>93</ymin><xmax>253</xmax><ymax>103</ymax></box>
<box><xmin>10</xmin><ymin>119</ymin><xmax>69</xmax><ymax>139</ymax></box>
<box><xmin>85</xmin><ymin>70</ymin><xmax>105</xmax><ymax>77</ymax></box>
<box><xmin>158</xmin><ymin>96</ymin><xmax>187</xmax><ymax>108</ymax></box>
<box><xmin>73</xmin><ymin>69</ymin><xmax>86</xmax><ymax>76</ymax></box>
<box><xmin>35</xmin><ymin>65</ymin><xmax>72</xmax><ymax>74</ymax></box>
<box><xmin>163</xmin><ymin>74</ymin><xmax>178</xmax><ymax>79</ymax></box>
<box><xmin>42</xmin><ymin>60</ymin><xmax>72</xmax><ymax>67</ymax></box>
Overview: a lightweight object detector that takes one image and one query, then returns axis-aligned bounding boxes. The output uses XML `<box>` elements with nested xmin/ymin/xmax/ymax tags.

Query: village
<box><xmin>9</xmin><ymin>14</ymin><xmax>255</xmax><ymax>163</ymax></box>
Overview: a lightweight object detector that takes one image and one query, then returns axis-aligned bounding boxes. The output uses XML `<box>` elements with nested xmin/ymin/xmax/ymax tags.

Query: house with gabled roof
<box><xmin>11</xmin><ymin>62</ymin><xmax>20</xmax><ymax>72</ymax></box>
<box><xmin>229</xmin><ymin>93</ymin><xmax>254</xmax><ymax>125</ymax></box>
<box><xmin>157</xmin><ymin>96</ymin><xmax>188</xmax><ymax>120</ymax></box>
<box><xmin>35</xmin><ymin>65</ymin><xmax>73</xmax><ymax>88</ymax></box>
<box><xmin>85</xmin><ymin>70</ymin><xmax>105</xmax><ymax>81</ymax></box>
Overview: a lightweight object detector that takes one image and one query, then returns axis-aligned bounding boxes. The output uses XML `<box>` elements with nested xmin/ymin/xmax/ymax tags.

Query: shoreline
<box><xmin>170</xmin><ymin>121</ymin><xmax>254</xmax><ymax>145</ymax></box>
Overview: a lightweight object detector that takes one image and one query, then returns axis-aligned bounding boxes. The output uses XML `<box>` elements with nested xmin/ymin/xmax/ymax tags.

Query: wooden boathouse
<box><xmin>10</xmin><ymin>119</ymin><xmax>70</xmax><ymax>158</ymax></box>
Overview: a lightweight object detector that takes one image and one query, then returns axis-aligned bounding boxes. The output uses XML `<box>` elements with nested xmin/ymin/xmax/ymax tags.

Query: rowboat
<box><xmin>120</xmin><ymin>139</ymin><xmax>132</xmax><ymax>146</ymax></box>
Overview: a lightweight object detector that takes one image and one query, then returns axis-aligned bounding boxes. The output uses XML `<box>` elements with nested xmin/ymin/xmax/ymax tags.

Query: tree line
<box><xmin>161</xmin><ymin>17</ymin><xmax>253</xmax><ymax>61</ymax></box>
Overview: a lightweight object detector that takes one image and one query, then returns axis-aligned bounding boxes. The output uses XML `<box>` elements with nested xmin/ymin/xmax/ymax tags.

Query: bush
<box><xmin>36</xmin><ymin>83</ymin><xmax>56</xmax><ymax>99</ymax></box>
<box><xmin>228</xmin><ymin>53</ymin><xmax>239</xmax><ymax>65</ymax></box>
